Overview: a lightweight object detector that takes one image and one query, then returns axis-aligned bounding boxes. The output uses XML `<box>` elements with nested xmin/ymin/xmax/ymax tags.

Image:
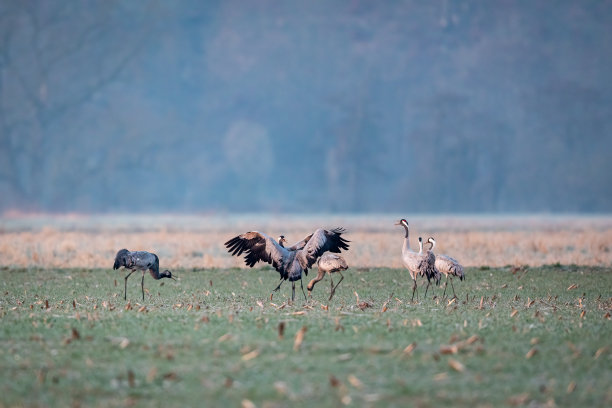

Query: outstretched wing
<box><xmin>287</xmin><ymin>233</ymin><xmax>314</xmax><ymax>251</ymax></box>
<box><xmin>297</xmin><ymin>227</ymin><xmax>350</xmax><ymax>269</ymax></box>
<box><xmin>224</xmin><ymin>231</ymin><xmax>288</xmax><ymax>273</ymax></box>
<box><xmin>113</xmin><ymin>249</ymin><xmax>131</xmax><ymax>269</ymax></box>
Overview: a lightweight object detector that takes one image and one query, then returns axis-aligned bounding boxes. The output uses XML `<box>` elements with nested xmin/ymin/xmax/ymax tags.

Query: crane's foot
<box><xmin>272</xmin><ymin>280</ymin><xmax>283</xmax><ymax>292</ymax></box>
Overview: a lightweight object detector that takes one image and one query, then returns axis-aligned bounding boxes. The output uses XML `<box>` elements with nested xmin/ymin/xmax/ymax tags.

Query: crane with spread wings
<box><xmin>224</xmin><ymin>228</ymin><xmax>349</xmax><ymax>301</ymax></box>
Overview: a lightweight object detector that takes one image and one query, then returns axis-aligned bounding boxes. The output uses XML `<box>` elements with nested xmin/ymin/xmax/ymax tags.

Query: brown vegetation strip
<box><xmin>1</xmin><ymin>215</ymin><xmax>611</xmax><ymax>268</ymax></box>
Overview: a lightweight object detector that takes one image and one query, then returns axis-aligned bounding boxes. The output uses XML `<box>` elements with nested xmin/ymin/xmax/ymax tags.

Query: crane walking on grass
<box><xmin>395</xmin><ymin>219</ymin><xmax>439</xmax><ymax>301</ymax></box>
<box><xmin>225</xmin><ymin>228</ymin><xmax>349</xmax><ymax>302</ymax></box>
<box><xmin>113</xmin><ymin>249</ymin><xmax>176</xmax><ymax>301</ymax></box>
<box><xmin>277</xmin><ymin>235</ymin><xmax>349</xmax><ymax>300</ymax></box>
<box><xmin>426</xmin><ymin>237</ymin><xmax>464</xmax><ymax>298</ymax></box>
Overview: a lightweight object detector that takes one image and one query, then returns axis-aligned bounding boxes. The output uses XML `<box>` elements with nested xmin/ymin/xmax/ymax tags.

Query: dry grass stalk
<box><xmin>278</xmin><ymin>321</ymin><xmax>285</xmax><ymax>339</ymax></box>
<box><xmin>525</xmin><ymin>348</ymin><xmax>538</xmax><ymax>359</ymax></box>
<box><xmin>594</xmin><ymin>346</ymin><xmax>609</xmax><ymax>360</ymax></box>
<box><xmin>2</xmin><ymin>215</ymin><xmax>611</xmax><ymax>269</ymax></box>
<box><xmin>241</xmin><ymin>350</ymin><xmax>259</xmax><ymax>361</ymax></box>
<box><xmin>293</xmin><ymin>326</ymin><xmax>307</xmax><ymax>351</ymax></box>
<box><xmin>347</xmin><ymin>374</ymin><xmax>364</xmax><ymax>389</ymax></box>
<box><xmin>448</xmin><ymin>358</ymin><xmax>465</xmax><ymax>372</ymax></box>
<box><xmin>241</xmin><ymin>399</ymin><xmax>256</xmax><ymax>408</ymax></box>
<box><xmin>440</xmin><ymin>345</ymin><xmax>459</xmax><ymax>355</ymax></box>
<box><xmin>403</xmin><ymin>342</ymin><xmax>417</xmax><ymax>355</ymax></box>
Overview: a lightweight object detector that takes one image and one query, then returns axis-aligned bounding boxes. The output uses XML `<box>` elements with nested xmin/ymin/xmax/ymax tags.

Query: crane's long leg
<box><xmin>424</xmin><ymin>280</ymin><xmax>431</xmax><ymax>298</ymax></box>
<box><xmin>270</xmin><ymin>278</ymin><xmax>284</xmax><ymax>301</ymax></box>
<box><xmin>272</xmin><ymin>279</ymin><xmax>284</xmax><ymax>292</ymax></box>
<box><xmin>443</xmin><ymin>275</ymin><xmax>449</xmax><ymax>298</ymax></box>
<box><xmin>141</xmin><ymin>271</ymin><xmax>145</xmax><ymax>301</ymax></box>
<box><xmin>450</xmin><ymin>276</ymin><xmax>456</xmax><ymax>298</ymax></box>
<box><xmin>299</xmin><ymin>279</ymin><xmax>307</xmax><ymax>301</ymax></box>
<box><xmin>124</xmin><ymin>270</ymin><xmax>135</xmax><ymax>300</ymax></box>
<box><xmin>291</xmin><ymin>282</ymin><xmax>296</xmax><ymax>302</ymax></box>
<box><xmin>329</xmin><ymin>272</ymin><xmax>344</xmax><ymax>301</ymax></box>
<box><xmin>411</xmin><ymin>276</ymin><xmax>419</xmax><ymax>302</ymax></box>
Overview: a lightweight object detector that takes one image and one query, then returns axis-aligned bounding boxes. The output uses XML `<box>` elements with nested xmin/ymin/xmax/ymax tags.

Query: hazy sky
<box><xmin>1</xmin><ymin>1</ymin><xmax>611</xmax><ymax>213</ymax></box>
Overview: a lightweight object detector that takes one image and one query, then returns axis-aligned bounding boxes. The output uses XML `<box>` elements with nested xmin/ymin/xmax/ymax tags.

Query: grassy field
<box><xmin>1</xmin><ymin>265</ymin><xmax>610</xmax><ymax>407</ymax></box>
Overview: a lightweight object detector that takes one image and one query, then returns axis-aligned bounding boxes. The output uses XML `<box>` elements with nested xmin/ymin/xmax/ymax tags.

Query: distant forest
<box><xmin>1</xmin><ymin>1</ymin><xmax>610</xmax><ymax>213</ymax></box>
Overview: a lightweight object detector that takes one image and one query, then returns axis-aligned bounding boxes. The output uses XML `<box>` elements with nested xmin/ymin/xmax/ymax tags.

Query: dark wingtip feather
<box><xmin>225</xmin><ymin>236</ymin><xmax>247</xmax><ymax>256</ymax></box>
<box><xmin>224</xmin><ymin>236</ymin><xmax>239</xmax><ymax>249</ymax></box>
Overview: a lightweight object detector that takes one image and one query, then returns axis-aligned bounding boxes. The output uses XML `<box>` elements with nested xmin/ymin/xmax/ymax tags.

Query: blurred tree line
<box><xmin>0</xmin><ymin>0</ymin><xmax>610</xmax><ymax>213</ymax></box>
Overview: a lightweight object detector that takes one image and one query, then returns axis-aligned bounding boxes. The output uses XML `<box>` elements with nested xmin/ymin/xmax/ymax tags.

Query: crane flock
<box><xmin>112</xmin><ymin>219</ymin><xmax>464</xmax><ymax>303</ymax></box>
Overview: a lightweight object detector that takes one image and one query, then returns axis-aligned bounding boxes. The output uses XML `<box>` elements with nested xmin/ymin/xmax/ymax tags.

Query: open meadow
<box><xmin>0</xmin><ymin>214</ymin><xmax>611</xmax><ymax>407</ymax></box>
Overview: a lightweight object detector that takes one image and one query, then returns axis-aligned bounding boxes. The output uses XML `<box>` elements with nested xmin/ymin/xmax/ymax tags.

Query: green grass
<box><xmin>0</xmin><ymin>265</ymin><xmax>611</xmax><ymax>407</ymax></box>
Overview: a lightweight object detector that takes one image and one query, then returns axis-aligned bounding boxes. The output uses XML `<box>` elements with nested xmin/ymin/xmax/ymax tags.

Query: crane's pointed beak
<box><xmin>171</xmin><ymin>275</ymin><xmax>177</xmax><ymax>281</ymax></box>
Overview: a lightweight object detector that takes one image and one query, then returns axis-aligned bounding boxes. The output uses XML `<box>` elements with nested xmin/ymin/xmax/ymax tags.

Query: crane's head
<box><xmin>426</xmin><ymin>237</ymin><xmax>436</xmax><ymax>250</ymax></box>
<box><xmin>277</xmin><ymin>235</ymin><xmax>287</xmax><ymax>247</ymax></box>
<box><xmin>394</xmin><ymin>219</ymin><xmax>409</xmax><ymax>228</ymax></box>
<box><xmin>160</xmin><ymin>270</ymin><xmax>176</xmax><ymax>280</ymax></box>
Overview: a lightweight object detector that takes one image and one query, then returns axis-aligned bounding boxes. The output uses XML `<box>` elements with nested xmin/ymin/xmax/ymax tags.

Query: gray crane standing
<box><xmin>113</xmin><ymin>249</ymin><xmax>176</xmax><ymax>301</ymax></box>
<box><xmin>395</xmin><ymin>219</ymin><xmax>439</xmax><ymax>301</ymax></box>
<box><xmin>426</xmin><ymin>237</ymin><xmax>464</xmax><ymax>298</ymax></box>
<box><xmin>418</xmin><ymin>236</ymin><xmax>439</xmax><ymax>298</ymax></box>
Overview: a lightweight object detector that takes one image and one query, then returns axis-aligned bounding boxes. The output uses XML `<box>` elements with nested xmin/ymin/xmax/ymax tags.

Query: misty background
<box><xmin>0</xmin><ymin>1</ymin><xmax>611</xmax><ymax>214</ymax></box>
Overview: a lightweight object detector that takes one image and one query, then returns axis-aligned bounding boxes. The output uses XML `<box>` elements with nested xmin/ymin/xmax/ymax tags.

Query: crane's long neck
<box><xmin>307</xmin><ymin>268</ymin><xmax>326</xmax><ymax>291</ymax></box>
<box><xmin>149</xmin><ymin>269</ymin><xmax>173</xmax><ymax>280</ymax></box>
<box><xmin>401</xmin><ymin>224</ymin><xmax>411</xmax><ymax>254</ymax></box>
<box><xmin>418</xmin><ymin>239</ymin><xmax>423</xmax><ymax>254</ymax></box>
<box><xmin>148</xmin><ymin>256</ymin><xmax>161</xmax><ymax>279</ymax></box>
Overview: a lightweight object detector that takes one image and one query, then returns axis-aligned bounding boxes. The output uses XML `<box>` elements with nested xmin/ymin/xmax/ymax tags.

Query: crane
<box><xmin>225</xmin><ymin>228</ymin><xmax>349</xmax><ymax>301</ymax></box>
<box><xmin>113</xmin><ymin>249</ymin><xmax>175</xmax><ymax>301</ymax></box>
